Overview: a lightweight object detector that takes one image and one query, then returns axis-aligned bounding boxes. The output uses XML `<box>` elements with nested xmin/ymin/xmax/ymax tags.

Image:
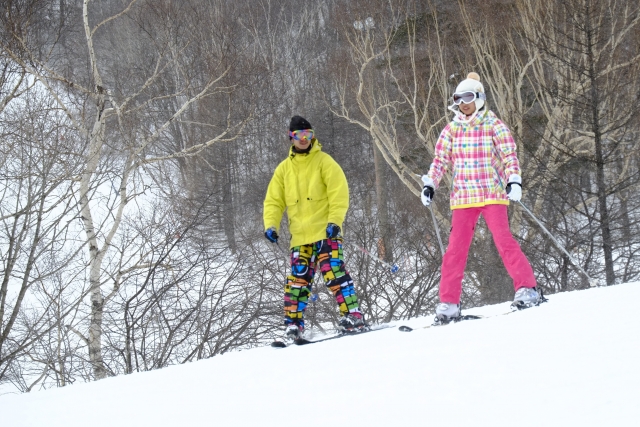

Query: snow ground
<box><xmin>1</xmin><ymin>282</ymin><xmax>638</xmax><ymax>427</ymax></box>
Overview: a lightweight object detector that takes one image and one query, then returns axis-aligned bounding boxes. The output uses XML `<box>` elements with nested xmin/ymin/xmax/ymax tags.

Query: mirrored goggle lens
<box><xmin>452</xmin><ymin>92</ymin><xmax>477</xmax><ymax>105</ymax></box>
<box><xmin>290</xmin><ymin>129</ymin><xmax>314</xmax><ymax>140</ymax></box>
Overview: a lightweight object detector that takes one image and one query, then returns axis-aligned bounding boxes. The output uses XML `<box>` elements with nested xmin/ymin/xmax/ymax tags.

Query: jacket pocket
<box><xmin>285</xmin><ymin>192</ymin><xmax>298</xmax><ymax>207</ymax></box>
<box><xmin>287</xmin><ymin>204</ymin><xmax>302</xmax><ymax>237</ymax></box>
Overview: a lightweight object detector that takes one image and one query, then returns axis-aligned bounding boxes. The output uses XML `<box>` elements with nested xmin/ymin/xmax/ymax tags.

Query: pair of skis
<box><xmin>398</xmin><ymin>295</ymin><xmax>548</xmax><ymax>332</ymax></box>
<box><xmin>271</xmin><ymin>296</ymin><xmax>548</xmax><ymax>346</ymax></box>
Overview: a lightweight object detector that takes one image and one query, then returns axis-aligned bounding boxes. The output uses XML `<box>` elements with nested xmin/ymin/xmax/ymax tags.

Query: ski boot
<box><xmin>284</xmin><ymin>324</ymin><xmax>304</xmax><ymax>341</ymax></box>
<box><xmin>511</xmin><ymin>287</ymin><xmax>545</xmax><ymax>310</ymax></box>
<box><xmin>434</xmin><ymin>302</ymin><xmax>461</xmax><ymax>325</ymax></box>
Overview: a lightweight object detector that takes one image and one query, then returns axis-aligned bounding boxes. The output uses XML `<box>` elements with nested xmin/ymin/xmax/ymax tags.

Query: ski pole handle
<box><xmin>414</xmin><ymin>173</ymin><xmax>445</xmax><ymax>257</ymax></box>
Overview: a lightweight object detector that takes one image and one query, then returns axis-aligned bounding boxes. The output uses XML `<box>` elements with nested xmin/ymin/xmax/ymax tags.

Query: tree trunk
<box><xmin>373</xmin><ymin>143</ymin><xmax>393</xmax><ymax>263</ymax></box>
<box><xmin>585</xmin><ymin>6</ymin><xmax>615</xmax><ymax>285</ymax></box>
<box><xmin>222</xmin><ymin>144</ymin><xmax>237</xmax><ymax>254</ymax></box>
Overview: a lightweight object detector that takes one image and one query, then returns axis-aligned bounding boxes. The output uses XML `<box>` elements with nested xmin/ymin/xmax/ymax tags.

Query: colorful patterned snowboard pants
<box><xmin>284</xmin><ymin>238</ymin><xmax>361</xmax><ymax>329</ymax></box>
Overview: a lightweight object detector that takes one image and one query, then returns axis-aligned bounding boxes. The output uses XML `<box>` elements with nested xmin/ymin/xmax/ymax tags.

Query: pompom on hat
<box><xmin>448</xmin><ymin>72</ymin><xmax>486</xmax><ymax>113</ymax></box>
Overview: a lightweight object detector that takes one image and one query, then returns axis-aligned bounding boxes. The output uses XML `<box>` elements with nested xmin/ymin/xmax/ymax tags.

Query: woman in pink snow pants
<box><xmin>421</xmin><ymin>72</ymin><xmax>541</xmax><ymax>322</ymax></box>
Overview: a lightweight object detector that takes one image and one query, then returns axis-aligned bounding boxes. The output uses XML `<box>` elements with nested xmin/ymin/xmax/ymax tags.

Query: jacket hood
<box><xmin>452</xmin><ymin>108</ymin><xmax>488</xmax><ymax>125</ymax></box>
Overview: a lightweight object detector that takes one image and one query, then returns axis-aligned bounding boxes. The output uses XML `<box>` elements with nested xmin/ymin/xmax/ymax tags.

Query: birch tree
<box><xmin>2</xmin><ymin>0</ymin><xmax>251</xmax><ymax>380</ymax></box>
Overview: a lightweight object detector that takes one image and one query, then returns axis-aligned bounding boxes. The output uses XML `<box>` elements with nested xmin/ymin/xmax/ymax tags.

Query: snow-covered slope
<box><xmin>1</xmin><ymin>282</ymin><xmax>638</xmax><ymax>427</ymax></box>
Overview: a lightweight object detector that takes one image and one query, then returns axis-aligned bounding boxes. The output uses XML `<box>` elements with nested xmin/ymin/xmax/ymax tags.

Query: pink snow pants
<box><xmin>439</xmin><ymin>204</ymin><xmax>536</xmax><ymax>304</ymax></box>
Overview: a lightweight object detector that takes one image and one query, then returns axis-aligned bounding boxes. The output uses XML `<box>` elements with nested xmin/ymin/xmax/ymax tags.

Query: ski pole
<box><xmin>429</xmin><ymin>205</ymin><xmax>445</xmax><ymax>257</ymax></box>
<box><xmin>517</xmin><ymin>201</ymin><xmax>599</xmax><ymax>287</ymax></box>
<box><xmin>343</xmin><ymin>240</ymin><xmax>400</xmax><ymax>273</ymax></box>
<box><xmin>275</xmin><ymin>241</ymin><xmax>289</xmax><ymax>258</ymax></box>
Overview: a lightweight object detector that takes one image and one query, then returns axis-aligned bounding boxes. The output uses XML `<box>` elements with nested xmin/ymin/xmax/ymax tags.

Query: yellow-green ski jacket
<box><xmin>263</xmin><ymin>140</ymin><xmax>349</xmax><ymax>248</ymax></box>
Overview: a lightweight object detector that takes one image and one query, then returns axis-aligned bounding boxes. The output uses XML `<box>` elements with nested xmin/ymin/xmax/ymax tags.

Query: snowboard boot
<box><xmin>434</xmin><ymin>302</ymin><xmax>461</xmax><ymax>325</ymax></box>
<box><xmin>511</xmin><ymin>287</ymin><xmax>542</xmax><ymax>310</ymax></box>
<box><xmin>339</xmin><ymin>313</ymin><xmax>366</xmax><ymax>333</ymax></box>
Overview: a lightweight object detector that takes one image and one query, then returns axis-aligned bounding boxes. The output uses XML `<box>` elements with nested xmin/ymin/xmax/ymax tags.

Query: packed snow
<box><xmin>1</xmin><ymin>282</ymin><xmax>638</xmax><ymax>427</ymax></box>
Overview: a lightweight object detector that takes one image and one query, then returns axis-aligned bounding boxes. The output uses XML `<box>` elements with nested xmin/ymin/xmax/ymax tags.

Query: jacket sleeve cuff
<box><xmin>507</xmin><ymin>174</ymin><xmax>521</xmax><ymax>185</ymax></box>
<box><xmin>422</xmin><ymin>175</ymin><xmax>436</xmax><ymax>189</ymax></box>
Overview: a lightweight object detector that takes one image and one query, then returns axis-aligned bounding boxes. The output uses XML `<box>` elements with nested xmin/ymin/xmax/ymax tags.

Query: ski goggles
<box><xmin>289</xmin><ymin>129</ymin><xmax>314</xmax><ymax>141</ymax></box>
<box><xmin>452</xmin><ymin>91</ymin><xmax>486</xmax><ymax>105</ymax></box>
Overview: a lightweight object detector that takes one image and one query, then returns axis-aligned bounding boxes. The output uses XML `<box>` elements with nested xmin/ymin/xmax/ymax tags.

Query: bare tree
<box><xmin>329</xmin><ymin>0</ymin><xmax>450</xmax><ymax>195</ymax></box>
<box><xmin>1</xmin><ymin>0</ymin><xmax>252</xmax><ymax>380</ymax></box>
<box><xmin>517</xmin><ymin>0</ymin><xmax>640</xmax><ymax>286</ymax></box>
<box><xmin>0</xmin><ymin>87</ymin><xmax>84</xmax><ymax>390</ymax></box>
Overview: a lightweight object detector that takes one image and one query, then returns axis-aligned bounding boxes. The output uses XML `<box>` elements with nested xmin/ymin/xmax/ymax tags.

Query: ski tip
<box><xmin>271</xmin><ymin>341</ymin><xmax>287</xmax><ymax>348</ymax></box>
<box><xmin>398</xmin><ymin>325</ymin><xmax>413</xmax><ymax>332</ymax></box>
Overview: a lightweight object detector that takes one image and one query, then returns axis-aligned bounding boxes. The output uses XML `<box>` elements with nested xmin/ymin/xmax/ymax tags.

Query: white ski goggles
<box><xmin>452</xmin><ymin>91</ymin><xmax>486</xmax><ymax>105</ymax></box>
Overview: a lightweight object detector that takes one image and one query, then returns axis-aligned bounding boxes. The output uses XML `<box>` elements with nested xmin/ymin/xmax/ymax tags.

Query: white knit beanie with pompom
<box><xmin>448</xmin><ymin>72</ymin><xmax>486</xmax><ymax>113</ymax></box>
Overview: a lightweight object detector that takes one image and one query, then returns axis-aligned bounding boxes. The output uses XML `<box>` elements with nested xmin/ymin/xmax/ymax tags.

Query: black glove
<box><xmin>265</xmin><ymin>227</ymin><xmax>278</xmax><ymax>243</ymax></box>
<box><xmin>326</xmin><ymin>223</ymin><xmax>341</xmax><ymax>239</ymax></box>
<box><xmin>421</xmin><ymin>185</ymin><xmax>434</xmax><ymax>206</ymax></box>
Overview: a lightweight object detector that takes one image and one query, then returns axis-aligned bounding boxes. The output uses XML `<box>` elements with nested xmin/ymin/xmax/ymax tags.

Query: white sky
<box><xmin>1</xmin><ymin>281</ymin><xmax>638</xmax><ymax>427</ymax></box>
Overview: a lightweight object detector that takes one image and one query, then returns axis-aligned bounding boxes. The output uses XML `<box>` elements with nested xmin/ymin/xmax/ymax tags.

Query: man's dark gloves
<box><xmin>326</xmin><ymin>223</ymin><xmax>341</xmax><ymax>239</ymax></box>
<box><xmin>265</xmin><ymin>227</ymin><xmax>279</xmax><ymax>243</ymax></box>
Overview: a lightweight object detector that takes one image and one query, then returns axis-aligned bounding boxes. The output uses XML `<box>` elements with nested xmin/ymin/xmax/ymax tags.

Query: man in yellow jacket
<box><xmin>263</xmin><ymin>116</ymin><xmax>364</xmax><ymax>340</ymax></box>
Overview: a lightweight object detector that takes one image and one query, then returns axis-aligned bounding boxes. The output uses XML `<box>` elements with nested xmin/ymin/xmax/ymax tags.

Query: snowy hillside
<box><xmin>1</xmin><ymin>282</ymin><xmax>638</xmax><ymax>427</ymax></box>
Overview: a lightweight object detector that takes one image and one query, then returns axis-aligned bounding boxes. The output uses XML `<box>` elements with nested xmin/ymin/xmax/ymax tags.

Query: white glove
<box><xmin>506</xmin><ymin>174</ymin><xmax>522</xmax><ymax>202</ymax></box>
<box><xmin>421</xmin><ymin>176</ymin><xmax>435</xmax><ymax>206</ymax></box>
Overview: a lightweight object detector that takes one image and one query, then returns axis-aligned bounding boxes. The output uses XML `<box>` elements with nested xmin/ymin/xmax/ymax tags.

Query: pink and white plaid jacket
<box><xmin>426</xmin><ymin>109</ymin><xmax>520</xmax><ymax>210</ymax></box>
